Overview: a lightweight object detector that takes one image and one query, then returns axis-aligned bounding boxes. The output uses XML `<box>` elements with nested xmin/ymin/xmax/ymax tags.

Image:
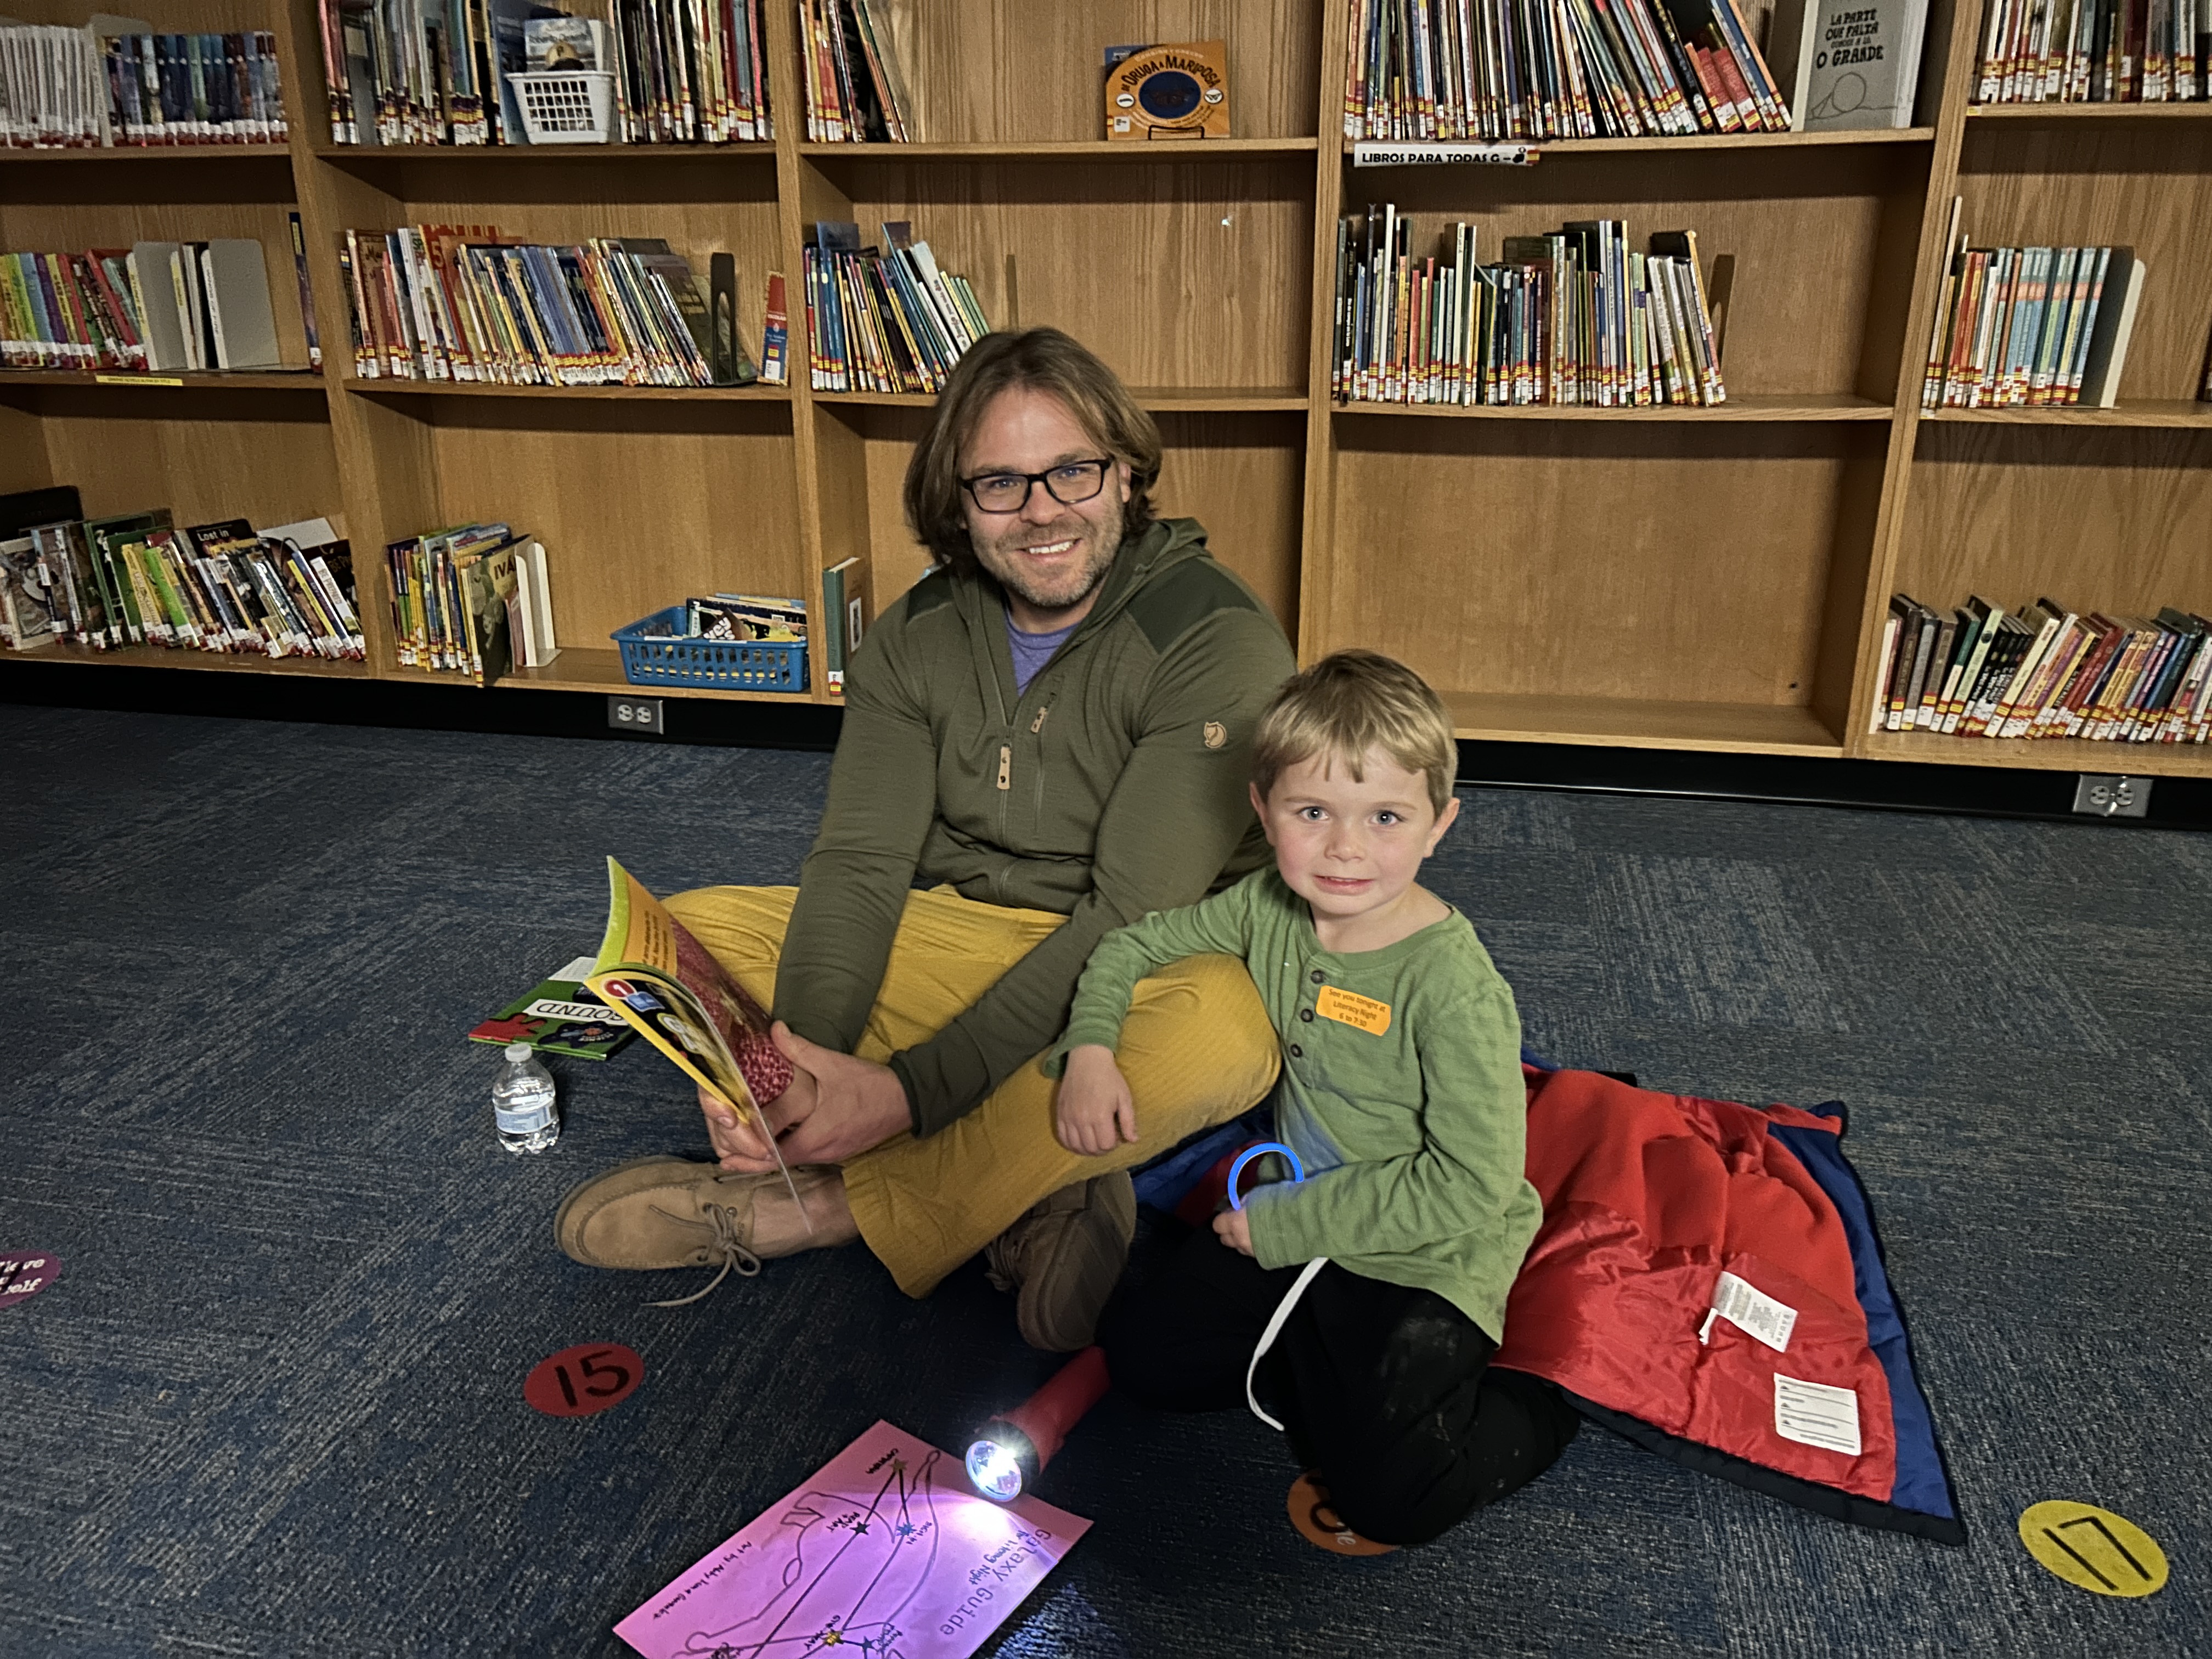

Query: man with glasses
<box><xmin>556</xmin><ymin>327</ymin><xmax>1297</xmax><ymax>1350</ymax></box>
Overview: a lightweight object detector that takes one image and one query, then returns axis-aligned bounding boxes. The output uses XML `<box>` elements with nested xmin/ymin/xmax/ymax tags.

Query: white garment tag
<box><xmin>1773</xmin><ymin>1373</ymin><xmax>1862</xmax><ymax>1456</ymax></box>
<box><xmin>1709</xmin><ymin>1271</ymin><xmax>1798</xmax><ymax>1352</ymax></box>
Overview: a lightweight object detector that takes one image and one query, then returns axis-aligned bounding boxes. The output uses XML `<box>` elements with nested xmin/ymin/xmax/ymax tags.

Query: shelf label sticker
<box><xmin>1772</xmin><ymin>1372</ymin><xmax>1860</xmax><ymax>1456</ymax></box>
<box><xmin>2019</xmin><ymin>1502</ymin><xmax>2168</xmax><ymax>1596</ymax></box>
<box><xmin>94</xmin><ymin>374</ymin><xmax>185</xmax><ymax>386</ymax></box>
<box><xmin>1352</xmin><ymin>141</ymin><xmax>1537</xmax><ymax>167</ymax></box>
<box><xmin>1</xmin><ymin>1251</ymin><xmax>62</xmax><ymax>1308</ymax></box>
<box><xmin>524</xmin><ymin>1342</ymin><xmax>644</xmax><ymax>1417</ymax></box>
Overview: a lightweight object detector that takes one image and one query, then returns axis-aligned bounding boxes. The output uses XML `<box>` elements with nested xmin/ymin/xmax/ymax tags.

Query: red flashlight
<box><xmin>964</xmin><ymin>1345</ymin><xmax>1110</xmax><ymax>1502</ymax></box>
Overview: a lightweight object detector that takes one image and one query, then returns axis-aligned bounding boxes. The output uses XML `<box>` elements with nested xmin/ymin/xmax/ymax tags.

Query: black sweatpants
<box><xmin>1101</xmin><ymin>1224</ymin><xmax>1579</xmax><ymax>1547</ymax></box>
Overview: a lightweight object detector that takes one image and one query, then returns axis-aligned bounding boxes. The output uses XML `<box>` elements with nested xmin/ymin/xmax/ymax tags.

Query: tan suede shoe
<box><xmin>983</xmin><ymin>1169</ymin><xmax>1137</xmax><ymax>1352</ymax></box>
<box><xmin>555</xmin><ymin>1156</ymin><xmax>853</xmax><ymax>1306</ymax></box>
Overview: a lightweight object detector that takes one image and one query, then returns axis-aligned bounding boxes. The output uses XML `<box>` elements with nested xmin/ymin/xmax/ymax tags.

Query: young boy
<box><xmin>1046</xmin><ymin>650</ymin><xmax>1577</xmax><ymax>1551</ymax></box>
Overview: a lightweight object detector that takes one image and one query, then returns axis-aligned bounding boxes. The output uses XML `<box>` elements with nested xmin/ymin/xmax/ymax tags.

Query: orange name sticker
<box><xmin>1314</xmin><ymin>986</ymin><xmax>1391</xmax><ymax>1035</ymax></box>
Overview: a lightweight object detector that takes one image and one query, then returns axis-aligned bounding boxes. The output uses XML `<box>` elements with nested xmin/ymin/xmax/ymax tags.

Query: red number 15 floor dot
<box><xmin>525</xmin><ymin>1343</ymin><xmax>645</xmax><ymax>1417</ymax></box>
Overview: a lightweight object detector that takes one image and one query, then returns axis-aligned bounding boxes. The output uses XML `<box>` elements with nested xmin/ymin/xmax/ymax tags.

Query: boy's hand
<box><xmin>1055</xmin><ymin>1045</ymin><xmax>1138</xmax><ymax>1156</ymax></box>
<box><xmin>1213</xmin><ymin>1206</ymin><xmax>1254</xmax><ymax>1256</ymax></box>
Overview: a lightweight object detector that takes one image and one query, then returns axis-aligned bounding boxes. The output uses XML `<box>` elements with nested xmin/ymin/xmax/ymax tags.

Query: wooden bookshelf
<box><xmin>3</xmin><ymin>0</ymin><xmax>2208</xmax><ymax>776</ymax></box>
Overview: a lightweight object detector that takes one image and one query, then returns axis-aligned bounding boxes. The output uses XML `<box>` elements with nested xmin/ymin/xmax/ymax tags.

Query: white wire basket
<box><xmin>508</xmin><ymin>70</ymin><xmax>617</xmax><ymax>144</ymax></box>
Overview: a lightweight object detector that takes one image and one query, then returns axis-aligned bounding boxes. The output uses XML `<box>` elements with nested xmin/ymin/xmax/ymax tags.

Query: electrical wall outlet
<box><xmin>2072</xmin><ymin>774</ymin><xmax>2150</xmax><ymax>819</ymax></box>
<box><xmin>607</xmin><ymin>694</ymin><xmax>664</xmax><ymax>736</ymax></box>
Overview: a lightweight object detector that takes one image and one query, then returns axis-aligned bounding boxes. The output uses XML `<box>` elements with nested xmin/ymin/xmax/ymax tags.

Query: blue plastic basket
<box><xmin>611</xmin><ymin>605</ymin><xmax>809</xmax><ymax>691</ymax></box>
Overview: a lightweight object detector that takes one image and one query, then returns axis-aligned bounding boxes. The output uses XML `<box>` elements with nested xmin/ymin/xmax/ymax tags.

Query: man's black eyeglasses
<box><xmin>960</xmin><ymin>459</ymin><xmax>1114</xmax><ymax>515</ymax></box>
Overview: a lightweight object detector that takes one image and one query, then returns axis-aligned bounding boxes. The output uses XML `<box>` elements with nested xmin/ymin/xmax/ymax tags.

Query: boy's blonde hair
<box><xmin>1252</xmin><ymin>650</ymin><xmax>1457</xmax><ymax>815</ymax></box>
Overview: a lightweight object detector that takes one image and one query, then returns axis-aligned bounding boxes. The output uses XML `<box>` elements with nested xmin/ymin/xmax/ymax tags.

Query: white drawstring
<box><xmin>1245</xmin><ymin>1256</ymin><xmax>1329</xmax><ymax>1430</ymax></box>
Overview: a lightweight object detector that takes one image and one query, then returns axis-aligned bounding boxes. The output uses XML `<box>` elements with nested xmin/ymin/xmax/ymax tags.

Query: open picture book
<box><xmin>583</xmin><ymin>857</ymin><xmax>794</xmax><ymax>1126</ymax></box>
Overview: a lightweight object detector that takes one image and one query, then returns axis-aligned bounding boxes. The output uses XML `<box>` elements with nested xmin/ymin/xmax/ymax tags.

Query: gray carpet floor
<box><xmin>1</xmin><ymin>704</ymin><xmax>2205</xmax><ymax>1657</ymax></box>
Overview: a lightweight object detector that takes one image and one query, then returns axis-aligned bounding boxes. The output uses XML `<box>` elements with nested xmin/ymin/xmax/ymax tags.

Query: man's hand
<box><xmin>699</xmin><ymin>1081</ymin><xmax>785</xmax><ymax>1168</ymax></box>
<box><xmin>1213</xmin><ymin>1206</ymin><xmax>1254</xmax><ymax>1256</ymax></box>
<box><xmin>703</xmin><ymin>1022</ymin><xmax>912</xmax><ymax>1171</ymax></box>
<box><xmin>1054</xmin><ymin>1043</ymin><xmax>1138</xmax><ymax>1157</ymax></box>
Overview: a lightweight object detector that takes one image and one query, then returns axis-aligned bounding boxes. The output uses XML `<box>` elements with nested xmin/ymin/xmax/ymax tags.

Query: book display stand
<box><xmin>3</xmin><ymin>0</ymin><xmax>2208</xmax><ymax>778</ymax></box>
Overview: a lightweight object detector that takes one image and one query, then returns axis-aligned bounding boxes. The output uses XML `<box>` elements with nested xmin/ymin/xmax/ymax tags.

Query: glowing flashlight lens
<box><xmin>966</xmin><ymin>1438</ymin><xmax>1025</xmax><ymax>1502</ymax></box>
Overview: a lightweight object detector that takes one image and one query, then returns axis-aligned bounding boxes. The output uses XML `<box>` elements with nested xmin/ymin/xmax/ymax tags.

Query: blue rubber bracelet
<box><xmin>1226</xmin><ymin>1142</ymin><xmax>1306</xmax><ymax>1210</ymax></box>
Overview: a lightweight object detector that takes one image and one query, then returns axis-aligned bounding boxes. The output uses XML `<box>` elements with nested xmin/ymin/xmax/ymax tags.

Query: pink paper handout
<box><xmin>615</xmin><ymin>1419</ymin><xmax>1091</xmax><ymax>1659</ymax></box>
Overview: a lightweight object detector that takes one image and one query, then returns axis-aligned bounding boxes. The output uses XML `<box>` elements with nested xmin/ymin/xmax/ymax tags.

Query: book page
<box><xmin>584</xmin><ymin>856</ymin><xmax>791</xmax><ymax>1120</ymax></box>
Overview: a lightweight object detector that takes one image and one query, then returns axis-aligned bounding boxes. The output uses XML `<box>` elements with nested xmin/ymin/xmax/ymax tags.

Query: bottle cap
<box><xmin>505</xmin><ymin>1042</ymin><xmax>533</xmax><ymax>1060</ymax></box>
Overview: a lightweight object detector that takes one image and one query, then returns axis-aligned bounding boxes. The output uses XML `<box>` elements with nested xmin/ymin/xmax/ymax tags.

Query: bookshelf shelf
<box><xmin>1440</xmin><ymin>692</ymin><xmax>1845</xmax><ymax>755</ymax></box>
<box><xmin>499</xmin><ymin>648</ymin><xmax>817</xmax><ymax>702</ymax></box>
<box><xmin>313</xmin><ymin>143</ymin><xmax>777</xmax><ymax>164</ymax></box>
<box><xmin>1964</xmin><ymin>104</ymin><xmax>2212</xmax><ymax>121</ymax></box>
<box><xmin>0</xmin><ymin>145</ymin><xmax>293</xmax><ymax>163</ymax></box>
<box><xmin>0</xmin><ymin>641</ymin><xmax>370</xmax><ymax>677</ymax></box>
<box><xmin>1333</xmin><ymin>394</ymin><xmax>1894</xmax><ymax>421</ymax></box>
<box><xmin>802</xmin><ymin>139</ymin><xmax>1321</xmax><ymax>161</ymax></box>
<box><xmin>342</xmin><ymin>379</ymin><xmax>795</xmax><ymax>403</ymax></box>
<box><xmin>1920</xmin><ymin>400</ymin><xmax>2212</xmax><ymax>427</ymax></box>
<box><xmin>1859</xmin><ymin>728</ymin><xmax>2212</xmax><ymax>776</ymax></box>
<box><xmin>816</xmin><ymin>387</ymin><xmax>1307</xmax><ymax>412</ymax></box>
<box><xmin>1341</xmin><ymin>128</ymin><xmax>1938</xmax><ymax>159</ymax></box>
<box><xmin>0</xmin><ymin>370</ymin><xmax>328</xmax><ymax>392</ymax></box>
<box><xmin>3</xmin><ymin>0</ymin><xmax>2203</xmax><ymax>762</ymax></box>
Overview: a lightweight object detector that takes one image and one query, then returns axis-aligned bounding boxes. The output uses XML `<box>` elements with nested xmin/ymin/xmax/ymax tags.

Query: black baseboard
<box><xmin>0</xmin><ymin>657</ymin><xmax>844</xmax><ymax>751</ymax></box>
<box><xmin>1453</xmin><ymin>738</ymin><xmax>2212</xmax><ymax>828</ymax></box>
<box><xmin>5</xmin><ymin>658</ymin><xmax>2207</xmax><ymax>829</ymax></box>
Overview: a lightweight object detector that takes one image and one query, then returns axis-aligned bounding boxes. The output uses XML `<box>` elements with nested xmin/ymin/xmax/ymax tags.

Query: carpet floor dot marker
<box><xmin>525</xmin><ymin>1343</ymin><xmax>645</xmax><ymax>1417</ymax></box>
<box><xmin>0</xmin><ymin>1251</ymin><xmax>61</xmax><ymax>1308</ymax></box>
<box><xmin>2019</xmin><ymin>1500</ymin><xmax>2168</xmax><ymax>1596</ymax></box>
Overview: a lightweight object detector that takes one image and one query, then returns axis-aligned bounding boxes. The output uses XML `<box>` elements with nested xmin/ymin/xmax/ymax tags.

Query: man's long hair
<box><xmin>902</xmin><ymin>328</ymin><xmax>1161</xmax><ymax>578</ymax></box>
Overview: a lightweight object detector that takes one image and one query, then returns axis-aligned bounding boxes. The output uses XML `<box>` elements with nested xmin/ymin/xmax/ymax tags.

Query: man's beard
<box><xmin>972</xmin><ymin>496</ymin><xmax>1124</xmax><ymax>616</ymax></box>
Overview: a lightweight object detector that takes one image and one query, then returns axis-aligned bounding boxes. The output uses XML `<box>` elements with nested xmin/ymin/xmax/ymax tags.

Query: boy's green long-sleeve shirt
<box><xmin>1049</xmin><ymin>868</ymin><xmax>1543</xmax><ymax>1341</ymax></box>
<box><xmin>771</xmin><ymin>517</ymin><xmax>1297</xmax><ymax>1139</ymax></box>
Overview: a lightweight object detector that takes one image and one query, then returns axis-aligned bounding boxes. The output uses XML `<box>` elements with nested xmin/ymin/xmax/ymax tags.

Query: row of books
<box><xmin>97</xmin><ymin>33</ymin><xmax>288</xmax><ymax>145</ymax></box>
<box><xmin>1920</xmin><ymin>232</ymin><xmax>2143</xmax><ymax>409</ymax></box>
<box><xmin>1333</xmin><ymin>208</ymin><xmax>1727</xmax><ymax>406</ymax></box>
<box><xmin>800</xmin><ymin>0</ymin><xmax>912</xmax><ymax>142</ymax></box>
<box><xmin>2</xmin><ymin>24</ymin><xmax>286</xmax><ymax>148</ymax></box>
<box><xmin>0</xmin><ymin>511</ymin><xmax>363</xmax><ymax>661</ymax></box>
<box><xmin>1974</xmin><ymin>0</ymin><xmax>2212</xmax><ymax>101</ymax></box>
<box><xmin>1340</xmin><ymin>0</ymin><xmax>1796</xmax><ymax>140</ymax></box>
<box><xmin>319</xmin><ymin>0</ymin><xmax>770</xmax><ymax>146</ymax></box>
<box><xmin>341</xmin><ymin>226</ymin><xmax>757</xmax><ymax>386</ymax></box>
<box><xmin>1</xmin><ymin>233</ymin><xmax>301</xmax><ymax>374</ymax></box>
<box><xmin>607</xmin><ymin>0</ymin><xmax>772</xmax><ymax>143</ymax></box>
<box><xmin>1875</xmin><ymin>594</ymin><xmax>2212</xmax><ymax>742</ymax></box>
<box><xmin>674</xmin><ymin>591</ymin><xmax>805</xmax><ymax>641</ymax></box>
<box><xmin>386</xmin><ymin>523</ymin><xmax>556</xmax><ymax>683</ymax></box>
<box><xmin>804</xmin><ymin>222</ymin><xmax>990</xmax><ymax>394</ymax></box>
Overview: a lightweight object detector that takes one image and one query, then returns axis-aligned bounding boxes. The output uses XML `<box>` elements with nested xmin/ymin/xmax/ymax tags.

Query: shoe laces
<box><xmin>646</xmin><ymin>1200</ymin><xmax>763</xmax><ymax>1307</ymax></box>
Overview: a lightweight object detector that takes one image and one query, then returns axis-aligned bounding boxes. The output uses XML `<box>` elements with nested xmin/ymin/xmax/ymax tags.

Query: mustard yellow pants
<box><xmin>664</xmin><ymin>884</ymin><xmax>1280</xmax><ymax>1298</ymax></box>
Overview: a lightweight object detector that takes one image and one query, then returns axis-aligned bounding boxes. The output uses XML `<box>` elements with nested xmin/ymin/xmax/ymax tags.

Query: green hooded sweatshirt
<box><xmin>772</xmin><ymin>516</ymin><xmax>1298</xmax><ymax>1137</ymax></box>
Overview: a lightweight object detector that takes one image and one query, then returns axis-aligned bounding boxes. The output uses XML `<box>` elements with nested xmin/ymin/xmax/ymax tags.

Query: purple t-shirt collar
<box><xmin>1006</xmin><ymin>609</ymin><xmax>1080</xmax><ymax>695</ymax></box>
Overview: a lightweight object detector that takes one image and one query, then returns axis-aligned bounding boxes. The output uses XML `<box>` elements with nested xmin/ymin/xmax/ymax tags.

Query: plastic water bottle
<box><xmin>493</xmin><ymin>1042</ymin><xmax>560</xmax><ymax>1153</ymax></box>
